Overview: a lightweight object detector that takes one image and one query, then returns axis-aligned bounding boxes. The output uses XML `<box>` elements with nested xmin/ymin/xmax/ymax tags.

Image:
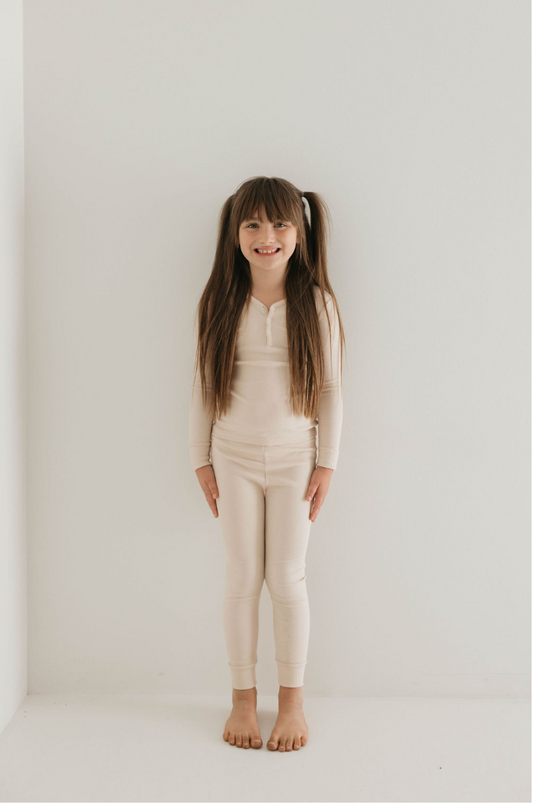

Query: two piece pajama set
<box><xmin>189</xmin><ymin>285</ymin><xmax>343</xmax><ymax>689</ymax></box>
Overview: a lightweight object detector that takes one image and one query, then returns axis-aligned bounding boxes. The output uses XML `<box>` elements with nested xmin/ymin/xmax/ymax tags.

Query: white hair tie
<box><xmin>302</xmin><ymin>195</ymin><xmax>311</xmax><ymax>225</ymax></box>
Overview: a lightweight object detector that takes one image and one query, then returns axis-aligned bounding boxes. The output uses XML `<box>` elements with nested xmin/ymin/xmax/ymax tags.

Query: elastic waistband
<box><xmin>211</xmin><ymin>433</ymin><xmax>317</xmax><ymax>447</ymax></box>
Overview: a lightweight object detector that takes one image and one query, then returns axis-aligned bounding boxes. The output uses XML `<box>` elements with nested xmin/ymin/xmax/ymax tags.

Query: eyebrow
<box><xmin>243</xmin><ymin>216</ymin><xmax>286</xmax><ymax>223</ymax></box>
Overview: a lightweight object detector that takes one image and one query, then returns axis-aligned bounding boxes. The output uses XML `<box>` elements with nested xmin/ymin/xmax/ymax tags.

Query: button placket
<box><xmin>266</xmin><ymin>308</ymin><xmax>273</xmax><ymax>346</ymax></box>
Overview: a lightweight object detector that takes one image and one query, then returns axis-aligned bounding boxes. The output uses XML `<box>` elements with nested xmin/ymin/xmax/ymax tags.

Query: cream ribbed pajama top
<box><xmin>189</xmin><ymin>286</ymin><xmax>343</xmax><ymax>472</ymax></box>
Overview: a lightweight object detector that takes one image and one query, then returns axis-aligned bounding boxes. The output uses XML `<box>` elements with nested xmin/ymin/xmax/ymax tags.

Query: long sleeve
<box><xmin>316</xmin><ymin>295</ymin><xmax>343</xmax><ymax>470</ymax></box>
<box><xmin>188</xmin><ymin>320</ymin><xmax>214</xmax><ymax>472</ymax></box>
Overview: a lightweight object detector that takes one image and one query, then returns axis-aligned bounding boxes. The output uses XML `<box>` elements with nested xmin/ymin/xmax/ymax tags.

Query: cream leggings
<box><xmin>210</xmin><ymin>432</ymin><xmax>317</xmax><ymax>690</ymax></box>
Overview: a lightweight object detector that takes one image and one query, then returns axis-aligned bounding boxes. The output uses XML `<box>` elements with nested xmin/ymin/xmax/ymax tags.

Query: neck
<box><xmin>249</xmin><ymin>268</ymin><xmax>287</xmax><ymax>300</ymax></box>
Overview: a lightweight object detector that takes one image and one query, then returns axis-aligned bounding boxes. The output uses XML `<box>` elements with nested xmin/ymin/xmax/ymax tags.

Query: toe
<box><xmin>278</xmin><ymin>738</ymin><xmax>286</xmax><ymax>752</ymax></box>
<box><xmin>229</xmin><ymin>732</ymin><xmax>236</xmax><ymax>745</ymax></box>
<box><xmin>267</xmin><ymin>734</ymin><xmax>279</xmax><ymax>751</ymax></box>
<box><xmin>251</xmin><ymin>735</ymin><xmax>262</xmax><ymax>749</ymax></box>
<box><xmin>243</xmin><ymin>734</ymin><xmax>250</xmax><ymax>749</ymax></box>
<box><xmin>293</xmin><ymin>736</ymin><xmax>301</xmax><ymax>749</ymax></box>
<box><xmin>236</xmin><ymin>733</ymin><xmax>243</xmax><ymax>747</ymax></box>
<box><xmin>286</xmin><ymin>737</ymin><xmax>293</xmax><ymax>751</ymax></box>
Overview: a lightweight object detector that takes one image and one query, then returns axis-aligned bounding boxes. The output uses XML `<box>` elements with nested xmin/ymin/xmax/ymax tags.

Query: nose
<box><xmin>258</xmin><ymin>229</ymin><xmax>276</xmax><ymax>244</ymax></box>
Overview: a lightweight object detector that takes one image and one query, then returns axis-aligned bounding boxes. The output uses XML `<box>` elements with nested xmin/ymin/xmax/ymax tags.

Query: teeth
<box><xmin>256</xmin><ymin>248</ymin><xmax>279</xmax><ymax>254</ymax></box>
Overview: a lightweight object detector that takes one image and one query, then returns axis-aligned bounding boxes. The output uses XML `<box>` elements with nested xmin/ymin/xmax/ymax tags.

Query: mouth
<box><xmin>254</xmin><ymin>248</ymin><xmax>281</xmax><ymax>257</ymax></box>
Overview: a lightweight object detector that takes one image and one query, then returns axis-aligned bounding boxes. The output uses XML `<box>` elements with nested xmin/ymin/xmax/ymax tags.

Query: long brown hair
<box><xmin>192</xmin><ymin>175</ymin><xmax>346</xmax><ymax>422</ymax></box>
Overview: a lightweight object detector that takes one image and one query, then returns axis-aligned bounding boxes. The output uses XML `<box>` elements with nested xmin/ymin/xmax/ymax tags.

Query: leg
<box><xmin>263</xmin><ymin>437</ymin><xmax>316</xmax><ymax>750</ymax></box>
<box><xmin>264</xmin><ymin>439</ymin><xmax>316</xmax><ymax>688</ymax></box>
<box><xmin>210</xmin><ymin>437</ymin><xmax>266</xmax><ymax>690</ymax></box>
<box><xmin>210</xmin><ymin>437</ymin><xmax>265</xmax><ymax>749</ymax></box>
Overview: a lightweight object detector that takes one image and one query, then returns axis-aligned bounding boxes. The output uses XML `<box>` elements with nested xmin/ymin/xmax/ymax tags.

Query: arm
<box><xmin>189</xmin><ymin>372</ymin><xmax>214</xmax><ymax>472</ymax></box>
<box><xmin>189</xmin><ymin>361</ymin><xmax>221</xmax><ymax>518</ymax></box>
<box><xmin>188</xmin><ymin>317</ymin><xmax>214</xmax><ymax>472</ymax></box>
<box><xmin>316</xmin><ymin>294</ymin><xmax>343</xmax><ymax>471</ymax></box>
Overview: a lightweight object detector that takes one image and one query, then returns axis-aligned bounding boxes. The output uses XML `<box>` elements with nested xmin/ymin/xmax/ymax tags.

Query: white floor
<box><xmin>0</xmin><ymin>694</ymin><xmax>529</xmax><ymax>802</ymax></box>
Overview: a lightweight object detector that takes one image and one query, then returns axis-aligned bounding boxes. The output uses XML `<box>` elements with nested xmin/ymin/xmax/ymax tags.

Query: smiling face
<box><xmin>238</xmin><ymin>203</ymin><xmax>300</xmax><ymax>277</ymax></box>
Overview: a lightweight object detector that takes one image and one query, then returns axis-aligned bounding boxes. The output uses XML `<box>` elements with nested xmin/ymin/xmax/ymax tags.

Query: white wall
<box><xmin>0</xmin><ymin>0</ymin><xmax>26</xmax><ymax>733</ymax></box>
<box><xmin>23</xmin><ymin>0</ymin><xmax>529</xmax><ymax>696</ymax></box>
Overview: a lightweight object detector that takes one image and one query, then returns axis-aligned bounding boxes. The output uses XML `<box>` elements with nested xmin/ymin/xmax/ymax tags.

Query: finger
<box><xmin>201</xmin><ymin>482</ymin><xmax>219</xmax><ymax>518</ymax></box>
<box><xmin>310</xmin><ymin>497</ymin><xmax>325</xmax><ymax>522</ymax></box>
<box><xmin>206</xmin><ymin>495</ymin><xmax>218</xmax><ymax>518</ymax></box>
<box><xmin>200</xmin><ymin>474</ymin><xmax>219</xmax><ymax>499</ymax></box>
<box><xmin>305</xmin><ymin>486</ymin><xmax>317</xmax><ymax>502</ymax></box>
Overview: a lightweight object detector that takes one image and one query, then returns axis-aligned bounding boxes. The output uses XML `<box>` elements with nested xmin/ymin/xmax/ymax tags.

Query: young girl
<box><xmin>189</xmin><ymin>176</ymin><xmax>345</xmax><ymax>752</ymax></box>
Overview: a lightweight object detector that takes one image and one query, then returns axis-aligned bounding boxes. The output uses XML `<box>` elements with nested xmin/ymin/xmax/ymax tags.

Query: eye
<box><xmin>246</xmin><ymin>222</ymin><xmax>287</xmax><ymax>228</ymax></box>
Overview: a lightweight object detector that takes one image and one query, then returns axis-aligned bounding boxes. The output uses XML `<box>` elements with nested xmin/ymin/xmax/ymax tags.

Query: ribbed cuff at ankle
<box><xmin>276</xmin><ymin>659</ymin><xmax>306</xmax><ymax>688</ymax></box>
<box><xmin>230</xmin><ymin>662</ymin><xmax>257</xmax><ymax>690</ymax></box>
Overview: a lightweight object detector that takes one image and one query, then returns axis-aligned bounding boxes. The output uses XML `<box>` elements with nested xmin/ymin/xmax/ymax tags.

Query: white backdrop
<box><xmin>24</xmin><ymin>0</ymin><xmax>529</xmax><ymax>696</ymax></box>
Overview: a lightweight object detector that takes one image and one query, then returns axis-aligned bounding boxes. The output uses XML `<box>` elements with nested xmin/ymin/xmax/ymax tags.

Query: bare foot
<box><xmin>267</xmin><ymin>685</ymin><xmax>308</xmax><ymax>751</ymax></box>
<box><xmin>223</xmin><ymin>687</ymin><xmax>263</xmax><ymax>749</ymax></box>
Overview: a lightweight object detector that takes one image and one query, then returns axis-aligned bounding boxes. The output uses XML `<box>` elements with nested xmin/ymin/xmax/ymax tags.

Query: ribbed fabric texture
<box><xmin>210</xmin><ymin>434</ymin><xmax>318</xmax><ymax>688</ymax></box>
<box><xmin>189</xmin><ymin>286</ymin><xmax>343</xmax><ymax>471</ymax></box>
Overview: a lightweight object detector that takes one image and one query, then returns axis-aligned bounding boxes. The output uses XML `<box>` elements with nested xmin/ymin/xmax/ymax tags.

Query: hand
<box><xmin>195</xmin><ymin>463</ymin><xmax>220</xmax><ymax>518</ymax></box>
<box><xmin>305</xmin><ymin>466</ymin><xmax>334</xmax><ymax>522</ymax></box>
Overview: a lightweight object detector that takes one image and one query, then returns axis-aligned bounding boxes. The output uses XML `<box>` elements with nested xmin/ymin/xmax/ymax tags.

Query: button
<box><xmin>262</xmin><ymin>305</ymin><xmax>267</xmax><ymax>310</ymax></box>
